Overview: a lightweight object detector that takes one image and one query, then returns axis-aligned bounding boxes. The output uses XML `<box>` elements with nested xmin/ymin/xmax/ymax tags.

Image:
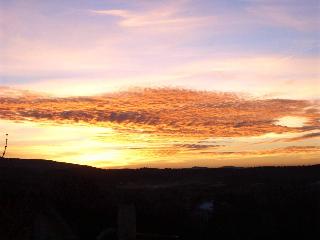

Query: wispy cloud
<box><xmin>203</xmin><ymin>146</ymin><xmax>320</xmax><ymax>156</ymax></box>
<box><xmin>89</xmin><ymin>3</ymin><xmax>213</xmax><ymax>29</ymax></box>
<box><xmin>245</xmin><ymin>1</ymin><xmax>319</xmax><ymax>31</ymax></box>
<box><xmin>1</xmin><ymin>0</ymin><xmax>318</xmax><ymax>100</ymax></box>
<box><xmin>286</xmin><ymin>132</ymin><xmax>320</xmax><ymax>142</ymax></box>
<box><xmin>0</xmin><ymin>86</ymin><xmax>48</xmax><ymax>99</ymax></box>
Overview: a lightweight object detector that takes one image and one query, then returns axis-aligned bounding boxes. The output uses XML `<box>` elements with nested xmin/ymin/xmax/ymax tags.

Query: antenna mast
<box><xmin>2</xmin><ymin>134</ymin><xmax>8</xmax><ymax>158</ymax></box>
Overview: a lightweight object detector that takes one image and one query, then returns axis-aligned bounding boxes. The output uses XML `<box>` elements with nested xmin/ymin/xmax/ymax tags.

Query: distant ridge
<box><xmin>1</xmin><ymin>158</ymin><xmax>320</xmax><ymax>170</ymax></box>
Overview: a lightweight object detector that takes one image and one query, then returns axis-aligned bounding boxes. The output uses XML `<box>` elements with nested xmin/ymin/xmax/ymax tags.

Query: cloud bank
<box><xmin>1</xmin><ymin>88</ymin><xmax>319</xmax><ymax>137</ymax></box>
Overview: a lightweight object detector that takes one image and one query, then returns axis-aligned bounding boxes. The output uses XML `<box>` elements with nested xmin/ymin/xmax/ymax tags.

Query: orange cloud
<box><xmin>285</xmin><ymin>132</ymin><xmax>320</xmax><ymax>142</ymax></box>
<box><xmin>1</xmin><ymin>88</ymin><xmax>318</xmax><ymax>137</ymax></box>
<box><xmin>203</xmin><ymin>146</ymin><xmax>320</xmax><ymax>156</ymax></box>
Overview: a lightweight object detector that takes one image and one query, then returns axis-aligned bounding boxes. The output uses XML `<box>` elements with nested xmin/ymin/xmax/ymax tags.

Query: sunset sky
<box><xmin>0</xmin><ymin>0</ymin><xmax>319</xmax><ymax>168</ymax></box>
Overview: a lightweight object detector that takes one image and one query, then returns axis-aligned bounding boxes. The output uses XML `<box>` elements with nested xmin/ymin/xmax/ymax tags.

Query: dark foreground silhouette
<box><xmin>0</xmin><ymin>159</ymin><xmax>319</xmax><ymax>240</ymax></box>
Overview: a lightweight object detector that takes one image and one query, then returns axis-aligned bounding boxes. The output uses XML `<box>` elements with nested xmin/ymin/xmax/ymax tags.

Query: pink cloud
<box><xmin>90</xmin><ymin>2</ymin><xmax>214</xmax><ymax>29</ymax></box>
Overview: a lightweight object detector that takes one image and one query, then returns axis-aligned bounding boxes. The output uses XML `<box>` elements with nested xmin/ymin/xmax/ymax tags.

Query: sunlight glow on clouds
<box><xmin>1</xmin><ymin>88</ymin><xmax>319</xmax><ymax>137</ymax></box>
<box><xmin>276</xmin><ymin>116</ymin><xmax>308</xmax><ymax>128</ymax></box>
<box><xmin>0</xmin><ymin>88</ymin><xmax>319</xmax><ymax>168</ymax></box>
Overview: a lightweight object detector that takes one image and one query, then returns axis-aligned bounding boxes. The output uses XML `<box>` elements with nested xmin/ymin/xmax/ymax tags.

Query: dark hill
<box><xmin>0</xmin><ymin>158</ymin><xmax>319</xmax><ymax>240</ymax></box>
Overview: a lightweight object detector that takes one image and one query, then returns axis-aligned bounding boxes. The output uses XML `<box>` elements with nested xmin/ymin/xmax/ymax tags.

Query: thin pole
<box><xmin>2</xmin><ymin>134</ymin><xmax>8</xmax><ymax>158</ymax></box>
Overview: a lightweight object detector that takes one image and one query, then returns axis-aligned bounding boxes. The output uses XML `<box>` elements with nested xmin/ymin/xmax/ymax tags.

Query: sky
<box><xmin>0</xmin><ymin>0</ymin><xmax>319</xmax><ymax>168</ymax></box>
